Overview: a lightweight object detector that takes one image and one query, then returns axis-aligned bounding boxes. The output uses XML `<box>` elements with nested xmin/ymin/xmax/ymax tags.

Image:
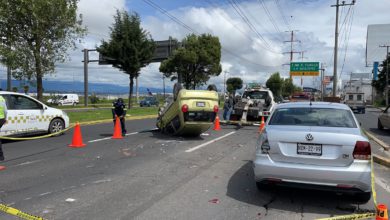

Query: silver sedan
<box><xmin>253</xmin><ymin>102</ymin><xmax>371</xmax><ymax>202</ymax></box>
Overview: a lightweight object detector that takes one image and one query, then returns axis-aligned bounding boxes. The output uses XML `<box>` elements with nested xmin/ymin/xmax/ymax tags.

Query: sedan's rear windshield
<box><xmin>269</xmin><ymin>108</ymin><xmax>357</xmax><ymax>128</ymax></box>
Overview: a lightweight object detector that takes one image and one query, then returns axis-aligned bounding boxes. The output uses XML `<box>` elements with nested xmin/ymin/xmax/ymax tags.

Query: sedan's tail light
<box><xmin>181</xmin><ymin>104</ymin><xmax>189</xmax><ymax>113</ymax></box>
<box><xmin>353</xmin><ymin>141</ymin><xmax>371</xmax><ymax>160</ymax></box>
<box><xmin>213</xmin><ymin>105</ymin><xmax>219</xmax><ymax>113</ymax></box>
<box><xmin>256</xmin><ymin>133</ymin><xmax>270</xmax><ymax>155</ymax></box>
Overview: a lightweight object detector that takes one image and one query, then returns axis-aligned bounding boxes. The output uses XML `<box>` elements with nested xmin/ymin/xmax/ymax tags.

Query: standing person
<box><xmin>112</xmin><ymin>98</ymin><xmax>127</xmax><ymax>136</ymax></box>
<box><xmin>223</xmin><ymin>93</ymin><xmax>234</xmax><ymax>121</ymax></box>
<box><xmin>0</xmin><ymin>95</ymin><xmax>7</xmax><ymax>161</ymax></box>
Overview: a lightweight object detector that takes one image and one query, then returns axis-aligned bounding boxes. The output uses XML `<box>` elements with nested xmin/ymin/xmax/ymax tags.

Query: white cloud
<box><xmin>3</xmin><ymin>0</ymin><xmax>390</xmax><ymax>94</ymax></box>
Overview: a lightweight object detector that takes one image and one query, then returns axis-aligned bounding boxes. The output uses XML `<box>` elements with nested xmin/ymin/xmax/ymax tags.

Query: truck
<box><xmin>343</xmin><ymin>92</ymin><xmax>366</xmax><ymax>114</ymax></box>
<box><xmin>231</xmin><ymin>83</ymin><xmax>275</xmax><ymax>122</ymax></box>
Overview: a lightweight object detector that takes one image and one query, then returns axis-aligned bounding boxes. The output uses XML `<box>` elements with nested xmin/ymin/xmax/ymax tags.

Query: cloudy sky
<box><xmin>2</xmin><ymin>0</ymin><xmax>390</xmax><ymax>92</ymax></box>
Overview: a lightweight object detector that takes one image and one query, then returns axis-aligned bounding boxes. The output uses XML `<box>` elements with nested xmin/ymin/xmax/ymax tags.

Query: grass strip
<box><xmin>67</xmin><ymin>107</ymin><xmax>158</xmax><ymax>123</ymax></box>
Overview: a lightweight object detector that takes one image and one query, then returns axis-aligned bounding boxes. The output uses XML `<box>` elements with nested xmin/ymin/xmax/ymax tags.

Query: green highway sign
<box><xmin>290</xmin><ymin>62</ymin><xmax>320</xmax><ymax>76</ymax></box>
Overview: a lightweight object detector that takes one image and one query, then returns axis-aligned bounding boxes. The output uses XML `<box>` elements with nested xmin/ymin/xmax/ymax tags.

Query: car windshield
<box><xmin>242</xmin><ymin>91</ymin><xmax>268</xmax><ymax>99</ymax></box>
<box><xmin>269</xmin><ymin>107</ymin><xmax>357</xmax><ymax>128</ymax></box>
<box><xmin>144</xmin><ymin>97</ymin><xmax>154</xmax><ymax>101</ymax></box>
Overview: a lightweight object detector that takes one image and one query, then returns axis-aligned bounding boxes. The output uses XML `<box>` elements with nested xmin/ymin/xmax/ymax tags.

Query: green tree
<box><xmin>160</xmin><ymin>34</ymin><xmax>222</xmax><ymax>89</ymax></box>
<box><xmin>372</xmin><ymin>56</ymin><xmax>389</xmax><ymax>94</ymax></box>
<box><xmin>98</xmin><ymin>10</ymin><xmax>155</xmax><ymax>108</ymax></box>
<box><xmin>266</xmin><ymin>72</ymin><xmax>283</xmax><ymax>97</ymax></box>
<box><xmin>226</xmin><ymin>77</ymin><xmax>243</xmax><ymax>95</ymax></box>
<box><xmin>0</xmin><ymin>0</ymin><xmax>86</xmax><ymax>100</ymax></box>
<box><xmin>282</xmin><ymin>78</ymin><xmax>294</xmax><ymax>97</ymax></box>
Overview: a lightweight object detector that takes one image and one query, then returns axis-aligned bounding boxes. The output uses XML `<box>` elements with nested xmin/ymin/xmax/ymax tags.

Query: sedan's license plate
<box><xmin>297</xmin><ymin>143</ymin><xmax>322</xmax><ymax>156</ymax></box>
<box><xmin>196</xmin><ymin>102</ymin><xmax>205</xmax><ymax>107</ymax></box>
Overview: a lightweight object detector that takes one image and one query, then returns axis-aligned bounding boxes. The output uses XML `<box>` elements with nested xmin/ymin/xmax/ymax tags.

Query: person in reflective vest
<box><xmin>0</xmin><ymin>95</ymin><xmax>7</xmax><ymax>161</ymax></box>
<box><xmin>112</xmin><ymin>98</ymin><xmax>127</xmax><ymax>135</ymax></box>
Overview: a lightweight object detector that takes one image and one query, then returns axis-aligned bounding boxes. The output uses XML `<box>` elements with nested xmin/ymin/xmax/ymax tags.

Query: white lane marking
<box><xmin>93</xmin><ymin>179</ymin><xmax>112</xmax><ymax>184</ymax></box>
<box><xmin>39</xmin><ymin>192</ymin><xmax>52</xmax><ymax>197</ymax></box>
<box><xmin>23</xmin><ymin>197</ymin><xmax>32</xmax><ymax>201</ymax></box>
<box><xmin>88</xmin><ymin>132</ymin><xmax>139</xmax><ymax>143</ymax></box>
<box><xmin>14</xmin><ymin>160</ymin><xmax>42</xmax><ymax>167</ymax></box>
<box><xmin>185</xmin><ymin>131</ymin><xmax>236</xmax><ymax>153</ymax></box>
<box><xmin>375</xmin><ymin>177</ymin><xmax>390</xmax><ymax>193</ymax></box>
<box><xmin>125</xmin><ymin>131</ymin><xmax>139</xmax><ymax>136</ymax></box>
<box><xmin>88</xmin><ymin>137</ymin><xmax>111</xmax><ymax>143</ymax></box>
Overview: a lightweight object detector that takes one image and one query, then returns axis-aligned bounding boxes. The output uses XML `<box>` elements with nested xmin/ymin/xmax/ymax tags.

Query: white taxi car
<box><xmin>0</xmin><ymin>91</ymin><xmax>70</xmax><ymax>136</ymax></box>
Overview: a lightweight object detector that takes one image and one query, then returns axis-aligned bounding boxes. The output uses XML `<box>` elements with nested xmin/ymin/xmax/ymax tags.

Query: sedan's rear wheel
<box><xmin>354</xmin><ymin>192</ymin><xmax>371</xmax><ymax>203</ymax></box>
<box><xmin>378</xmin><ymin>119</ymin><xmax>384</xmax><ymax>130</ymax></box>
<box><xmin>49</xmin><ymin>118</ymin><xmax>65</xmax><ymax>135</ymax></box>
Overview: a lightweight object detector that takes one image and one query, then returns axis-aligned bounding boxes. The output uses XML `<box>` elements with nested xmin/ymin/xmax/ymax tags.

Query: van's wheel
<box><xmin>49</xmin><ymin>118</ymin><xmax>65</xmax><ymax>135</ymax></box>
<box><xmin>378</xmin><ymin>119</ymin><xmax>384</xmax><ymax>130</ymax></box>
<box><xmin>72</xmin><ymin>102</ymin><xmax>76</xmax><ymax>106</ymax></box>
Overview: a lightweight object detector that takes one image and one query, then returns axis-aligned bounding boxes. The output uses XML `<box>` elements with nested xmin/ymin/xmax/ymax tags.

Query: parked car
<box><xmin>140</xmin><ymin>96</ymin><xmax>159</xmax><ymax>107</ymax></box>
<box><xmin>0</xmin><ymin>91</ymin><xmax>70</xmax><ymax>136</ymax></box>
<box><xmin>378</xmin><ymin>105</ymin><xmax>390</xmax><ymax>130</ymax></box>
<box><xmin>156</xmin><ymin>86</ymin><xmax>219</xmax><ymax>136</ymax></box>
<box><xmin>57</xmin><ymin>94</ymin><xmax>79</xmax><ymax>106</ymax></box>
<box><xmin>253</xmin><ymin>102</ymin><xmax>371</xmax><ymax>202</ymax></box>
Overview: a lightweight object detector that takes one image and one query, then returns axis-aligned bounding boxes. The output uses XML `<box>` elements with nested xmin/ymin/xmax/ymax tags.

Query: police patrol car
<box><xmin>0</xmin><ymin>91</ymin><xmax>69</xmax><ymax>136</ymax></box>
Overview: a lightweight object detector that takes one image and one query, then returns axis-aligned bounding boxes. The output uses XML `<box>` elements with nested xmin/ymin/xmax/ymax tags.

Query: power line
<box><xmin>339</xmin><ymin>6</ymin><xmax>355</xmax><ymax>80</ymax></box>
<box><xmin>226</xmin><ymin>0</ymin><xmax>280</xmax><ymax>53</ymax></box>
<box><xmin>258</xmin><ymin>0</ymin><xmax>283</xmax><ymax>34</ymax></box>
<box><xmin>274</xmin><ymin>0</ymin><xmax>292</xmax><ymax>31</ymax></box>
<box><xmin>142</xmin><ymin>0</ymin><xmax>281</xmax><ymax>68</ymax></box>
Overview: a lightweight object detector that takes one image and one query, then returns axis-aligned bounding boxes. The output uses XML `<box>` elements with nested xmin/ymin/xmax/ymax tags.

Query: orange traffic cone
<box><xmin>213</xmin><ymin>115</ymin><xmax>221</xmax><ymax>131</ymax></box>
<box><xmin>69</xmin><ymin>122</ymin><xmax>86</xmax><ymax>148</ymax></box>
<box><xmin>112</xmin><ymin>116</ymin><xmax>123</xmax><ymax>139</ymax></box>
<box><xmin>377</xmin><ymin>204</ymin><xmax>388</xmax><ymax>220</ymax></box>
<box><xmin>258</xmin><ymin>116</ymin><xmax>265</xmax><ymax>133</ymax></box>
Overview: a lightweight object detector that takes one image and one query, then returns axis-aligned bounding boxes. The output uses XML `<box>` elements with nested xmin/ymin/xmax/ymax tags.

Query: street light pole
<box><xmin>223</xmin><ymin>70</ymin><xmax>228</xmax><ymax>95</ymax></box>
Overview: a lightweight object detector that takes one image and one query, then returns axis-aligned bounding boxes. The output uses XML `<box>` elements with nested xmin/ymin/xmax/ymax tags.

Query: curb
<box><xmin>373</xmin><ymin>154</ymin><xmax>390</xmax><ymax>168</ymax></box>
<box><xmin>363</xmin><ymin>130</ymin><xmax>390</xmax><ymax>151</ymax></box>
<box><xmin>70</xmin><ymin>114</ymin><xmax>157</xmax><ymax>127</ymax></box>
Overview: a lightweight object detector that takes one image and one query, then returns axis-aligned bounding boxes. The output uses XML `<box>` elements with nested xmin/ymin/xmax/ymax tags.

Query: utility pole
<box><xmin>331</xmin><ymin>0</ymin><xmax>356</xmax><ymax>97</ymax></box>
<box><xmin>379</xmin><ymin>45</ymin><xmax>390</xmax><ymax>106</ymax></box>
<box><xmin>300</xmin><ymin>51</ymin><xmax>307</xmax><ymax>86</ymax></box>
<box><xmin>284</xmin><ymin>30</ymin><xmax>301</xmax><ymax>79</ymax></box>
<box><xmin>82</xmin><ymin>49</ymin><xmax>99</xmax><ymax>107</ymax></box>
<box><xmin>320</xmin><ymin>63</ymin><xmax>326</xmax><ymax>101</ymax></box>
<box><xmin>223</xmin><ymin>70</ymin><xmax>228</xmax><ymax>95</ymax></box>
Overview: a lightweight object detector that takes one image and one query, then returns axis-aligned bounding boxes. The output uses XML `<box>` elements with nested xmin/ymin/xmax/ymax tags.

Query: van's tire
<box><xmin>49</xmin><ymin>118</ymin><xmax>65</xmax><ymax>135</ymax></box>
<box><xmin>378</xmin><ymin>119</ymin><xmax>384</xmax><ymax>130</ymax></box>
<box><xmin>72</xmin><ymin>102</ymin><xmax>76</xmax><ymax>106</ymax></box>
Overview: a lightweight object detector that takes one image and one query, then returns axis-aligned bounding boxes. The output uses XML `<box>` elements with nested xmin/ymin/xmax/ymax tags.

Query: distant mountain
<box><xmin>0</xmin><ymin>80</ymin><xmax>171</xmax><ymax>95</ymax></box>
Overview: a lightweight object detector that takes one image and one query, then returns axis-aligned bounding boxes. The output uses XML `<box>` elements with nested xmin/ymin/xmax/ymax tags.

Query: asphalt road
<box><xmin>0</xmin><ymin>116</ymin><xmax>389</xmax><ymax>219</ymax></box>
<box><xmin>354</xmin><ymin>107</ymin><xmax>390</xmax><ymax>145</ymax></box>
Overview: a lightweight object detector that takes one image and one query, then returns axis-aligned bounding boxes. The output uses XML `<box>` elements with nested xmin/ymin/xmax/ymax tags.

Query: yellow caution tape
<box><xmin>0</xmin><ymin>204</ymin><xmax>45</xmax><ymax>220</ymax></box>
<box><xmin>0</xmin><ymin>124</ymin><xmax>75</xmax><ymax>140</ymax></box>
<box><xmin>371</xmin><ymin>156</ymin><xmax>377</xmax><ymax>208</ymax></box>
<box><xmin>317</xmin><ymin>157</ymin><xmax>378</xmax><ymax>220</ymax></box>
<box><xmin>316</xmin><ymin>213</ymin><xmax>375</xmax><ymax>220</ymax></box>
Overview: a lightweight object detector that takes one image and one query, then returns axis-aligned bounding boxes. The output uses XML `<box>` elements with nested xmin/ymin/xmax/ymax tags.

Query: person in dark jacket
<box><xmin>112</xmin><ymin>98</ymin><xmax>127</xmax><ymax>135</ymax></box>
<box><xmin>223</xmin><ymin>93</ymin><xmax>234</xmax><ymax>121</ymax></box>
